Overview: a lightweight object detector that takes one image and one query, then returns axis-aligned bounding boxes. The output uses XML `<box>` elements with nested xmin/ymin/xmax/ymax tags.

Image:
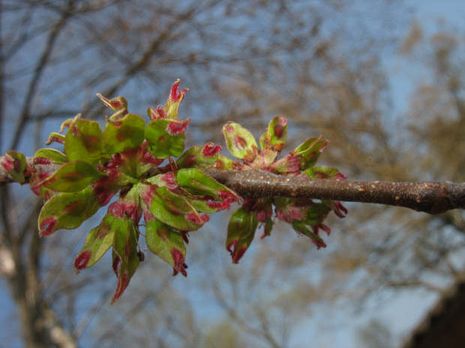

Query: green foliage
<box><xmin>1</xmin><ymin>80</ymin><xmax>347</xmax><ymax>302</ymax></box>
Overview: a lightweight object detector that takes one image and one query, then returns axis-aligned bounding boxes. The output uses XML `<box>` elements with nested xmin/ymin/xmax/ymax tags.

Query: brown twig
<box><xmin>1</xmin><ymin>156</ymin><xmax>464</xmax><ymax>215</ymax></box>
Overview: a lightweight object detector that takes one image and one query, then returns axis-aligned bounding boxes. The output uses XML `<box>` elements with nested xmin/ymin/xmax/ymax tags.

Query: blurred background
<box><xmin>2</xmin><ymin>0</ymin><xmax>465</xmax><ymax>347</ymax></box>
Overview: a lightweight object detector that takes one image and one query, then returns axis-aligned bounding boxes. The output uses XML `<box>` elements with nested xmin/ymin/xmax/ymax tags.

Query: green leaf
<box><xmin>111</xmin><ymin>219</ymin><xmax>140</xmax><ymax>303</ymax></box>
<box><xmin>165</xmin><ymin>79</ymin><xmax>187</xmax><ymax>119</ymax></box>
<box><xmin>38</xmin><ymin>187</ymin><xmax>100</xmax><ymax>236</ymax></box>
<box><xmin>292</xmin><ymin>136</ymin><xmax>328</xmax><ymax>170</ymax></box>
<box><xmin>74</xmin><ymin>214</ymin><xmax>116</xmax><ymax>271</ymax></box>
<box><xmin>145</xmin><ymin>119</ymin><xmax>185</xmax><ymax>158</ymax></box>
<box><xmin>1</xmin><ymin>151</ymin><xmax>27</xmax><ymax>184</ymax></box>
<box><xmin>145</xmin><ymin>218</ymin><xmax>187</xmax><ymax>275</ymax></box>
<box><xmin>292</xmin><ymin>221</ymin><xmax>327</xmax><ymax>249</ymax></box>
<box><xmin>34</xmin><ymin>148</ymin><xmax>67</xmax><ymax>164</ymax></box>
<box><xmin>226</xmin><ymin>208</ymin><xmax>258</xmax><ymax>263</ymax></box>
<box><xmin>102</xmin><ymin>113</ymin><xmax>145</xmax><ymax>154</ymax></box>
<box><xmin>43</xmin><ymin>160</ymin><xmax>103</xmax><ymax>192</ymax></box>
<box><xmin>64</xmin><ymin>118</ymin><xmax>103</xmax><ymax>164</ymax></box>
<box><xmin>305</xmin><ymin>201</ymin><xmax>332</xmax><ymax>225</ymax></box>
<box><xmin>176</xmin><ymin>168</ymin><xmax>233</xmax><ymax>199</ymax></box>
<box><xmin>259</xmin><ymin>116</ymin><xmax>288</xmax><ymax>152</ymax></box>
<box><xmin>222</xmin><ymin>121</ymin><xmax>258</xmax><ymax>161</ymax></box>
<box><xmin>46</xmin><ymin>132</ymin><xmax>65</xmax><ymax>145</ymax></box>
<box><xmin>189</xmin><ymin>198</ymin><xmax>220</xmax><ymax>213</ymax></box>
<box><xmin>150</xmin><ymin>186</ymin><xmax>205</xmax><ymax>231</ymax></box>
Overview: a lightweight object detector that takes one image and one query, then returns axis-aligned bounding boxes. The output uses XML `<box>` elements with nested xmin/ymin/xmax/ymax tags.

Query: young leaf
<box><xmin>145</xmin><ymin>218</ymin><xmax>187</xmax><ymax>276</ymax></box>
<box><xmin>111</xmin><ymin>220</ymin><xmax>140</xmax><ymax>303</ymax></box>
<box><xmin>97</xmin><ymin>94</ymin><xmax>128</xmax><ymax>120</ymax></box>
<box><xmin>259</xmin><ymin>116</ymin><xmax>288</xmax><ymax>152</ymax></box>
<box><xmin>102</xmin><ymin>113</ymin><xmax>145</xmax><ymax>154</ymax></box>
<box><xmin>46</xmin><ymin>132</ymin><xmax>65</xmax><ymax>145</ymax></box>
<box><xmin>147</xmin><ymin>186</ymin><xmax>207</xmax><ymax>231</ymax></box>
<box><xmin>43</xmin><ymin>160</ymin><xmax>103</xmax><ymax>192</ymax></box>
<box><xmin>165</xmin><ymin>79</ymin><xmax>188</xmax><ymax>119</ymax></box>
<box><xmin>1</xmin><ymin>151</ymin><xmax>27</xmax><ymax>184</ymax></box>
<box><xmin>305</xmin><ymin>201</ymin><xmax>332</xmax><ymax>226</ymax></box>
<box><xmin>64</xmin><ymin>118</ymin><xmax>102</xmax><ymax>164</ymax></box>
<box><xmin>145</xmin><ymin>119</ymin><xmax>186</xmax><ymax>158</ymax></box>
<box><xmin>34</xmin><ymin>148</ymin><xmax>67</xmax><ymax>164</ymax></box>
<box><xmin>176</xmin><ymin>168</ymin><xmax>237</xmax><ymax>200</ymax></box>
<box><xmin>292</xmin><ymin>221</ymin><xmax>327</xmax><ymax>249</ymax></box>
<box><xmin>291</xmin><ymin>136</ymin><xmax>328</xmax><ymax>170</ymax></box>
<box><xmin>74</xmin><ymin>214</ymin><xmax>116</xmax><ymax>271</ymax></box>
<box><xmin>222</xmin><ymin>121</ymin><xmax>258</xmax><ymax>161</ymax></box>
<box><xmin>226</xmin><ymin>208</ymin><xmax>258</xmax><ymax>263</ymax></box>
<box><xmin>38</xmin><ymin>187</ymin><xmax>100</xmax><ymax>236</ymax></box>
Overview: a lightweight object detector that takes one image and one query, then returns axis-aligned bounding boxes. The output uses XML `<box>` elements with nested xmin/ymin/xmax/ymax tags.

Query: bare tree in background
<box><xmin>6</xmin><ymin>1</ymin><xmax>463</xmax><ymax>348</ymax></box>
<box><xmin>2</xmin><ymin>1</ymin><xmax>391</xmax><ymax>347</ymax></box>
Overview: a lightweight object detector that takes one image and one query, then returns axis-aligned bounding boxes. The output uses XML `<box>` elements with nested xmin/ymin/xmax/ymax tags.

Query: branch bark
<box><xmin>1</xmin><ymin>157</ymin><xmax>464</xmax><ymax>215</ymax></box>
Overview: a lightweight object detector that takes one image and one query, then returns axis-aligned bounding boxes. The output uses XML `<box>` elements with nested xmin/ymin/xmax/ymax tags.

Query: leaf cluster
<box><xmin>1</xmin><ymin>80</ymin><xmax>346</xmax><ymax>302</ymax></box>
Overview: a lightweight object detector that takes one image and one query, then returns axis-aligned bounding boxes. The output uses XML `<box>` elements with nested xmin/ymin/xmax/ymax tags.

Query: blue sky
<box><xmin>2</xmin><ymin>1</ymin><xmax>465</xmax><ymax>347</ymax></box>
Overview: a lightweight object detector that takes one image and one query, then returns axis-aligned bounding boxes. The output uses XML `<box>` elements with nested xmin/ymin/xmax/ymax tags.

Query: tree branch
<box><xmin>1</xmin><ymin>157</ymin><xmax>464</xmax><ymax>215</ymax></box>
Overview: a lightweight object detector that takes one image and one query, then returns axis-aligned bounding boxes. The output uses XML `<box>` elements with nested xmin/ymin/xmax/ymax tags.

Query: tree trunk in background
<box><xmin>404</xmin><ymin>279</ymin><xmax>465</xmax><ymax>348</ymax></box>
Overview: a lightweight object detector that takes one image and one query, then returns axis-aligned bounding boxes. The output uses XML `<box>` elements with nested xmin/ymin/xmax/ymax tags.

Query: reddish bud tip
<box><xmin>315</xmin><ymin>223</ymin><xmax>331</xmax><ymax>236</ymax></box>
<box><xmin>333</xmin><ymin>201</ymin><xmax>348</xmax><ymax>218</ymax></box>
<box><xmin>170</xmin><ymin>79</ymin><xmax>188</xmax><ymax>102</ymax></box>
<box><xmin>232</xmin><ymin>246</ymin><xmax>247</xmax><ymax>264</ymax></box>
<box><xmin>166</xmin><ymin>119</ymin><xmax>190</xmax><ymax>136</ymax></box>
<box><xmin>313</xmin><ymin>239</ymin><xmax>327</xmax><ymax>249</ymax></box>
<box><xmin>202</xmin><ymin>142</ymin><xmax>222</xmax><ymax>157</ymax></box>
<box><xmin>112</xmin><ymin>272</ymin><xmax>129</xmax><ymax>303</ymax></box>
<box><xmin>74</xmin><ymin>250</ymin><xmax>91</xmax><ymax>271</ymax></box>
<box><xmin>171</xmin><ymin>248</ymin><xmax>187</xmax><ymax>277</ymax></box>
<box><xmin>227</xmin><ymin>239</ymin><xmax>249</xmax><ymax>263</ymax></box>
